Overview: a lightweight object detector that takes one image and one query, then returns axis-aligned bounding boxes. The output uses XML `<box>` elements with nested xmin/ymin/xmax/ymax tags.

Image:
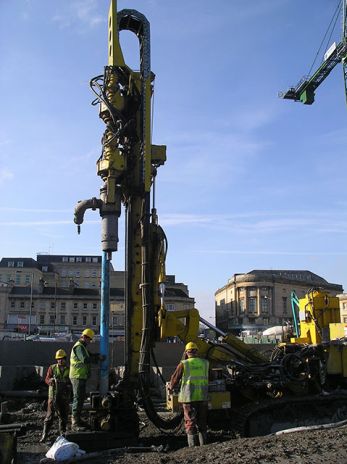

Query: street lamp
<box><xmin>28</xmin><ymin>272</ymin><xmax>34</xmax><ymax>336</ymax></box>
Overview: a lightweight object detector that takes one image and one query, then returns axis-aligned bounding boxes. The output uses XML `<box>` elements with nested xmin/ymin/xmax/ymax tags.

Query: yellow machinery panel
<box><xmin>208</xmin><ymin>391</ymin><xmax>231</xmax><ymax>410</ymax></box>
<box><xmin>327</xmin><ymin>342</ymin><xmax>347</xmax><ymax>377</ymax></box>
<box><xmin>292</xmin><ymin>290</ymin><xmax>342</xmax><ymax>345</ymax></box>
<box><xmin>329</xmin><ymin>323</ymin><xmax>345</xmax><ymax>340</ymax></box>
<box><xmin>166</xmin><ymin>383</ymin><xmax>231</xmax><ymax>412</ymax></box>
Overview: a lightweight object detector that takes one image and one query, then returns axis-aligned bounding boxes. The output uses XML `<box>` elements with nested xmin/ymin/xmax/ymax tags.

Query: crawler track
<box><xmin>232</xmin><ymin>391</ymin><xmax>347</xmax><ymax>437</ymax></box>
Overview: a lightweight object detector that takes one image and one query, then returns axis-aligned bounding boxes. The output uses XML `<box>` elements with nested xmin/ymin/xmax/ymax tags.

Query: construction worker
<box><xmin>169</xmin><ymin>341</ymin><xmax>209</xmax><ymax>447</ymax></box>
<box><xmin>40</xmin><ymin>349</ymin><xmax>71</xmax><ymax>442</ymax></box>
<box><xmin>69</xmin><ymin>328</ymin><xmax>97</xmax><ymax>431</ymax></box>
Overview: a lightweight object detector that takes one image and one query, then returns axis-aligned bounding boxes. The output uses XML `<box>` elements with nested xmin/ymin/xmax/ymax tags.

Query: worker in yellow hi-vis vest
<box><xmin>169</xmin><ymin>342</ymin><xmax>209</xmax><ymax>447</ymax></box>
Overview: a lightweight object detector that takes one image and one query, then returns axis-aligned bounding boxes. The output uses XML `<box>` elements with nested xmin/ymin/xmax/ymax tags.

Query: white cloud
<box><xmin>0</xmin><ymin>207</ymin><xmax>72</xmax><ymax>213</ymax></box>
<box><xmin>0</xmin><ymin>219</ymin><xmax>99</xmax><ymax>227</ymax></box>
<box><xmin>0</xmin><ymin>168</ymin><xmax>14</xmax><ymax>185</ymax></box>
<box><xmin>52</xmin><ymin>0</ymin><xmax>104</xmax><ymax>30</ymax></box>
<box><xmin>161</xmin><ymin>129</ymin><xmax>268</xmax><ymax>186</ymax></box>
<box><xmin>160</xmin><ymin>211</ymin><xmax>347</xmax><ymax>234</ymax></box>
<box><xmin>197</xmin><ymin>249</ymin><xmax>347</xmax><ymax>256</ymax></box>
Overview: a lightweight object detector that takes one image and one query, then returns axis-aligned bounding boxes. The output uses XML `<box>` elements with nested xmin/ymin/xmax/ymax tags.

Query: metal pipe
<box><xmin>74</xmin><ymin>198</ymin><xmax>102</xmax><ymax>229</ymax></box>
<box><xmin>100</xmin><ymin>250</ymin><xmax>110</xmax><ymax>395</ymax></box>
<box><xmin>199</xmin><ymin>316</ymin><xmax>226</xmax><ymax>337</ymax></box>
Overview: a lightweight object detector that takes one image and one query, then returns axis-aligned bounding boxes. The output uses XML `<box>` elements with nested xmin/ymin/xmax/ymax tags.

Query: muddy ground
<box><xmin>10</xmin><ymin>400</ymin><xmax>347</xmax><ymax>464</ymax></box>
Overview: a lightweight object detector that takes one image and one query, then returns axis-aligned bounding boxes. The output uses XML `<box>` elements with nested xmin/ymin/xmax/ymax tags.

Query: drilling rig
<box><xmin>71</xmin><ymin>0</ymin><xmax>347</xmax><ymax>451</ymax></box>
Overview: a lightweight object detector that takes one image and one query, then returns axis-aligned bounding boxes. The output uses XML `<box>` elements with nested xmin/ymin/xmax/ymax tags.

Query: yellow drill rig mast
<box><xmin>74</xmin><ymin>0</ymin><xmax>169</xmax><ymax>437</ymax></box>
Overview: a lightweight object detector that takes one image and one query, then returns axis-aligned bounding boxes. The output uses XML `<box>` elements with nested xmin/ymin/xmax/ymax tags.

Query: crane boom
<box><xmin>280</xmin><ymin>41</ymin><xmax>347</xmax><ymax>104</ymax></box>
<box><xmin>280</xmin><ymin>0</ymin><xmax>347</xmax><ymax>105</ymax></box>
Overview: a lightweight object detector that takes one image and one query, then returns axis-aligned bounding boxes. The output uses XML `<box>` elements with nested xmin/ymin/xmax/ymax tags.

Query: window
<box><xmin>75</xmin><ymin>271</ymin><xmax>80</xmax><ymax>278</ymax></box>
<box><xmin>282</xmin><ymin>297</ymin><xmax>287</xmax><ymax>314</ymax></box>
<box><xmin>7</xmin><ymin>261</ymin><xmax>14</xmax><ymax>267</ymax></box>
<box><xmin>17</xmin><ymin>261</ymin><xmax>23</xmax><ymax>268</ymax></box>
<box><xmin>82</xmin><ymin>316</ymin><xmax>87</xmax><ymax>325</ymax></box>
<box><xmin>93</xmin><ymin>303</ymin><xmax>97</xmax><ymax>310</ymax></box>
<box><xmin>60</xmin><ymin>314</ymin><xmax>65</xmax><ymax>324</ymax></box>
<box><xmin>343</xmin><ymin>303</ymin><xmax>347</xmax><ymax>310</ymax></box>
<box><xmin>61</xmin><ymin>269</ymin><xmax>67</xmax><ymax>277</ymax></box>
<box><xmin>61</xmin><ymin>302</ymin><xmax>66</xmax><ymax>310</ymax></box>
<box><xmin>40</xmin><ymin>302</ymin><xmax>46</xmax><ymax>310</ymax></box>
<box><xmin>20</xmin><ymin>301</ymin><xmax>25</xmax><ymax>309</ymax></box>
<box><xmin>69</xmin><ymin>257</ymin><xmax>75</xmax><ymax>263</ymax></box>
<box><xmin>91</xmin><ymin>270</ymin><xmax>97</xmax><ymax>278</ymax></box>
<box><xmin>42</xmin><ymin>266</ymin><xmax>48</xmax><ymax>272</ymax></box>
<box><xmin>83</xmin><ymin>303</ymin><xmax>87</xmax><ymax>309</ymax></box>
<box><xmin>51</xmin><ymin>302</ymin><xmax>55</xmax><ymax>309</ymax></box>
<box><xmin>92</xmin><ymin>257</ymin><xmax>98</xmax><ymax>263</ymax></box>
<box><xmin>73</xmin><ymin>303</ymin><xmax>78</xmax><ymax>309</ymax></box>
<box><xmin>40</xmin><ymin>314</ymin><xmax>45</xmax><ymax>324</ymax></box>
<box><xmin>248</xmin><ymin>297</ymin><xmax>256</xmax><ymax>314</ymax></box>
<box><xmin>25</xmin><ymin>274</ymin><xmax>30</xmax><ymax>284</ymax></box>
<box><xmin>92</xmin><ymin>315</ymin><xmax>97</xmax><ymax>326</ymax></box>
<box><xmin>15</xmin><ymin>274</ymin><xmax>21</xmax><ymax>284</ymax></box>
<box><xmin>68</xmin><ymin>270</ymin><xmax>74</xmax><ymax>277</ymax></box>
<box><xmin>166</xmin><ymin>304</ymin><xmax>175</xmax><ymax>311</ymax></box>
<box><xmin>112</xmin><ymin>315</ymin><xmax>125</xmax><ymax>326</ymax></box>
<box><xmin>73</xmin><ymin>316</ymin><xmax>78</xmax><ymax>325</ymax></box>
<box><xmin>49</xmin><ymin>315</ymin><xmax>55</xmax><ymax>324</ymax></box>
<box><xmin>84</xmin><ymin>270</ymin><xmax>90</xmax><ymax>278</ymax></box>
<box><xmin>85</xmin><ymin>257</ymin><xmax>91</xmax><ymax>263</ymax></box>
<box><xmin>239</xmin><ymin>299</ymin><xmax>245</xmax><ymax>313</ymax></box>
<box><xmin>261</xmin><ymin>297</ymin><xmax>269</xmax><ymax>313</ymax></box>
<box><xmin>76</xmin><ymin>257</ymin><xmax>82</xmax><ymax>263</ymax></box>
<box><xmin>248</xmin><ymin>287</ymin><xmax>257</xmax><ymax>297</ymax></box>
<box><xmin>11</xmin><ymin>300</ymin><xmax>15</xmax><ymax>308</ymax></box>
<box><xmin>62</xmin><ymin>257</ymin><xmax>68</xmax><ymax>262</ymax></box>
<box><xmin>343</xmin><ymin>317</ymin><xmax>347</xmax><ymax>323</ymax></box>
<box><xmin>263</xmin><ymin>317</ymin><xmax>269</xmax><ymax>324</ymax></box>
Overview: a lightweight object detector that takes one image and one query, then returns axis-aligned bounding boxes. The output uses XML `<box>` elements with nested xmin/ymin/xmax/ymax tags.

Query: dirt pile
<box><xmin>9</xmin><ymin>400</ymin><xmax>347</xmax><ymax>464</ymax></box>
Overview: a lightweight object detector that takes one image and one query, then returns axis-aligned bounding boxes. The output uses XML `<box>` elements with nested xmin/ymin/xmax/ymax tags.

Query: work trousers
<box><xmin>182</xmin><ymin>401</ymin><xmax>208</xmax><ymax>435</ymax></box>
<box><xmin>70</xmin><ymin>378</ymin><xmax>87</xmax><ymax>418</ymax></box>
<box><xmin>44</xmin><ymin>396</ymin><xmax>69</xmax><ymax>429</ymax></box>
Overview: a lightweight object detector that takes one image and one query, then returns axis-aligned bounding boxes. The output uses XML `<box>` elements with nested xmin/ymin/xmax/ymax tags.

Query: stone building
<box><xmin>215</xmin><ymin>270</ymin><xmax>343</xmax><ymax>335</ymax></box>
<box><xmin>338</xmin><ymin>293</ymin><xmax>347</xmax><ymax>324</ymax></box>
<box><xmin>0</xmin><ymin>255</ymin><xmax>194</xmax><ymax>335</ymax></box>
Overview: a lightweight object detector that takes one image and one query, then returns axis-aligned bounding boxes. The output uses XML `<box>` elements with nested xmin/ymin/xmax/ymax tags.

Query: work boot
<box><xmin>39</xmin><ymin>423</ymin><xmax>50</xmax><ymax>443</ymax></box>
<box><xmin>198</xmin><ymin>432</ymin><xmax>207</xmax><ymax>446</ymax></box>
<box><xmin>71</xmin><ymin>416</ymin><xmax>86</xmax><ymax>432</ymax></box>
<box><xmin>187</xmin><ymin>434</ymin><xmax>199</xmax><ymax>447</ymax></box>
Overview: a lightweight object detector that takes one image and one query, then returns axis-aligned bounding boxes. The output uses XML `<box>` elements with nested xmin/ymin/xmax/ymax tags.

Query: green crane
<box><xmin>280</xmin><ymin>0</ymin><xmax>347</xmax><ymax>105</ymax></box>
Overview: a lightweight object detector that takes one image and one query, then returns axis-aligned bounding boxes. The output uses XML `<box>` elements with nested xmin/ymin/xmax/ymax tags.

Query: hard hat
<box><xmin>82</xmin><ymin>328</ymin><xmax>95</xmax><ymax>339</ymax></box>
<box><xmin>55</xmin><ymin>349</ymin><xmax>67</xmax><ymax>360</ymax></box>
<box><xmin>185</xmin><ymin>342</ymin><xmax>198</xmax><ymax>351</ymax></box>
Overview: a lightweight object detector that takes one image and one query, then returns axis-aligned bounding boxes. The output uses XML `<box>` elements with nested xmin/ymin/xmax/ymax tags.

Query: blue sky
<box><xmin>1</xmin><ymin>0</ymin><xmax>346</xmax><ymax>320</ymax></box>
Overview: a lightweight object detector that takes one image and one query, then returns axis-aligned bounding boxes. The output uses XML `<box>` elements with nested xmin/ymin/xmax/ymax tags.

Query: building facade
<box><xmin>338</xmin><ymin>293</ymin><xmax>347</xmax><ymax>324</ymax></box>
<box><xmin>0</xmin><ymin>255</ymin><xmax>195</xmax><ymax>335</ymax></box>
<box><xmin>215</xmin><ymin>270</ymin><xmax>343</xmax><ymax>335</ymax></box>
